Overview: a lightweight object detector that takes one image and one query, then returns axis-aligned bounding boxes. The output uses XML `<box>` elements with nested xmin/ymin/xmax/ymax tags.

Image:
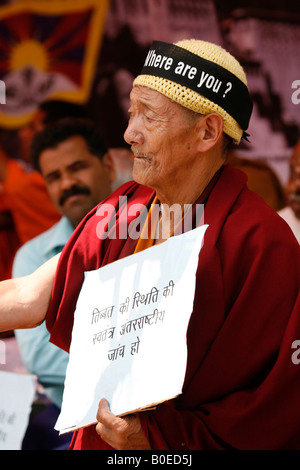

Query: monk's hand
<box><xmin>95</xmin><ymin>398</ymin><xmax>151</xmax><ymax>450</ymax></box>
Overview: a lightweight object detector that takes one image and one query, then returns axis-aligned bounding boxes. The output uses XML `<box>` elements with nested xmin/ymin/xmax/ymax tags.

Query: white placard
<box><xmin>0</xmin><ymin>371</ymin><xmax>35</xmax><ymax>450</ymax></box>
<box><xmin>56</xmin><ymin>225</ymin><xmax>208</xmax><ymax>433</ymax></box>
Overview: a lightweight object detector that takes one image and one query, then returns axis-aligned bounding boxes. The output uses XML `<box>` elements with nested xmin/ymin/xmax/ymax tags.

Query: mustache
<box><xmin>131</xmin><ymin>146</ymin><xmax>149</xmax><ymax>159</ymax></box>
<box><xmin>59</xmin><ymin>186</ymin><xmax>91</xmax><ymax>206</ymax></box>
<box><xmin>131</xmin><ymin>149</ymin><xmax>151</xmax><ymax>160</ymax></box>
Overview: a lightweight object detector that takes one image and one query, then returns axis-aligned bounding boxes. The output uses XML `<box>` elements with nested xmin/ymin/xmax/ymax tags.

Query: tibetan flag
<box><xmin>0</xmin><ymin>0</ymin><xmax>110</xmax><ymax>128</ymax></box>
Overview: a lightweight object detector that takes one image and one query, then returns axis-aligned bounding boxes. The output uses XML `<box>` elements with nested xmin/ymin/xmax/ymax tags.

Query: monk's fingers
<box><xmin>96</xmin><ymin>398</ymin><xmax>115</xmax><ymax>428</ymax></box>
<box><xmin>96</xmin><ymin>416</ymin><xmax>134</xmax><ymax>448</ymax></box>
<box><xmin>95</xmin><ymin>399</ymin><xmax>150</xmax><ymax>449</ymax></box>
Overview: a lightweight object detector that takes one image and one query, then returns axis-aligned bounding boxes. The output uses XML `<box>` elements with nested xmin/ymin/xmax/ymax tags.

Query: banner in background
<box><xmin>0</xmin><ymin>0</ymin><xmax>110</xmax><ymax>128</ymax></box>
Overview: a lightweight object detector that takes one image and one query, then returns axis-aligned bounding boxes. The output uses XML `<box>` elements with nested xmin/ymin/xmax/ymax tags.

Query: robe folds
<box><xmin>46</xmin><ymin>164</ymin><xmax>300</xmax><ymax>450</ymax></box>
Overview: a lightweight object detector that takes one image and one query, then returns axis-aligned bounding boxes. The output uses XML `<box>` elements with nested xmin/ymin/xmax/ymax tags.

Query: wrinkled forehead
<box><xmin>130</xmin><ymin>85</ymin><xmax>194</xmax><ymax>120</ymax></box>
<box><xmin>130</xmin><ymin>85</ymin><xmax>168</xmax><ymax>104</ymax></box>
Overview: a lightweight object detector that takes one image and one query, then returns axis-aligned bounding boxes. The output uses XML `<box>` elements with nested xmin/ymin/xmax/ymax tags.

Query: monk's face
<box><xmin>124</xmin><ymin>86</ymin><xmax>201</xmax><ymax>203</ymax></box>
<box><xmin>287</xmin><ymin>151</ymin><xmax>300</xmax><ymax>219</ymax></box>
<box><xmin>39</xmin><ymin>136</ymin><xmax>114</xmax><ymax>227</ymax></box>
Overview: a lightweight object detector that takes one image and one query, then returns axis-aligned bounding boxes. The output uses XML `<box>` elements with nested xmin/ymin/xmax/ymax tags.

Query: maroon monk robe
<box><xmin>46</xmin><ymin>164</ymin><xmax>300</xmax><ymax>450</ymax></box>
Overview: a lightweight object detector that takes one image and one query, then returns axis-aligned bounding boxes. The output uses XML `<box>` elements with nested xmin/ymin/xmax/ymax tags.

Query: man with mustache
<box><xmin>278</xmin><ymin>141</ymin><xmax>300</xmax><ymax>243</ymax></box>
<box><xmin>12</xmin><ymin>118</ymin><xmax>115</xmax><ymax>449</ymax></box>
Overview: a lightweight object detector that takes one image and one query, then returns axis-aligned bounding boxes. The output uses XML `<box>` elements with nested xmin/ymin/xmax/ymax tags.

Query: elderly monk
<box><xmin>0</xmin><ymin>40</ymin><xmax>300</xmax><ymax>450</ymax></box>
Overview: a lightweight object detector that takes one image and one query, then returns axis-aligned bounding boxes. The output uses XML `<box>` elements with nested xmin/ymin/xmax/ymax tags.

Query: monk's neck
<box><xmin>155</xmin><ymin>160</ymin><xmax>223</xmax><ymax>208</ymax></box>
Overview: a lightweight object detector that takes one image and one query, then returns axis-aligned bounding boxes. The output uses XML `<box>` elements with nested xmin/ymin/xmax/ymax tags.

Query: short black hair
<box><xmin>31</xmin><ymin>118</ymin><xmax>108</xmax><ymax>172</ymax></box>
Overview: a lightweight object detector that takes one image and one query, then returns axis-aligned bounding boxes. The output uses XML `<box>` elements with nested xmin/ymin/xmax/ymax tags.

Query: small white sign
<box><xmin>0</xmin><ymin>371</ymin><xmax>35</xmax><ymax>450</ymax></box>
<box><xmin>56</xmin><ymin>225</ymin><xmax>208</xmax><ymax>433</ymax></box>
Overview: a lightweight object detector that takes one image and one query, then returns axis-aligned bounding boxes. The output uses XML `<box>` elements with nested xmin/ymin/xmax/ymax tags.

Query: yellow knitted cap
<box><xmin>133</xmin><ymin>39</ymin><xmax>252</xmax><ymax>143</ymax></box>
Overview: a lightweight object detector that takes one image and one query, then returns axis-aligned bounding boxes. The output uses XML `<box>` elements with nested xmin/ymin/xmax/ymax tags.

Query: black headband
<box><xmin>140</xmin><ymin>41</ymin><xmax>253</xmax><ymax>135</ymax></box>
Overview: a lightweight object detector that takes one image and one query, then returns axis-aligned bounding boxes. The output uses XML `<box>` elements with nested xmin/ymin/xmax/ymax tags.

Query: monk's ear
<box><xmin>196</xmin><ymin>113</ymin><xmax>224</xmax><ymax>152</ymax></box>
